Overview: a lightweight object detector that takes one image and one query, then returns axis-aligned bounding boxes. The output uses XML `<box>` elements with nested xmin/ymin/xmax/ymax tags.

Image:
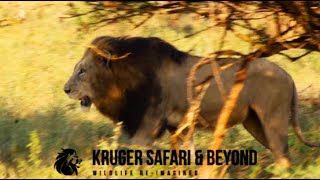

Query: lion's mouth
<box><xmin>80</xmin><ymin>96</ymin><xmax>92</xmax><ymax>112</ymax></box>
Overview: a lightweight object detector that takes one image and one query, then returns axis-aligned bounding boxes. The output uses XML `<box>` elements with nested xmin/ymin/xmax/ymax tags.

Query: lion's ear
<box><xmin>89</xmin><ymin>45</ymin><xmax>112</xmax><ymax>60</ymax></box>
<box><xmin>99</xmin><ymin>49</ymin><xmax>116</xmax><ymax>69</ymax></box>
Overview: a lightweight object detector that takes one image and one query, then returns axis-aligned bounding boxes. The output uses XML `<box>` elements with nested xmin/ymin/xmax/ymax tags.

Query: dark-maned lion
<box><xmin>64</xmin><ymin>36</ymin><xmax>319</xmax><ymax>168</ymax></box>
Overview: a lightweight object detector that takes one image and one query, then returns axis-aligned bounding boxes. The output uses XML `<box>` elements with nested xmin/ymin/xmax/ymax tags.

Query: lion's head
<box><xmin>64</xmin><ymin>36</ymin><xmax>122</xmax><ymax>112</ymax></box>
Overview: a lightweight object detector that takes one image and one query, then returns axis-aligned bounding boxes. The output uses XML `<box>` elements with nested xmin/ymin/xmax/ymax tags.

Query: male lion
<box><xmin>64</xmin><ymin>36</ymin><xmax>319</xmax><ymax>168</ymax></box>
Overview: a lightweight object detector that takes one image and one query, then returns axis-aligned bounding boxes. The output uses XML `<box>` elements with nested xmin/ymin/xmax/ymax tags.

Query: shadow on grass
<box><xmin>0</xmin><ymin>104</ymin><xmax>115</xmax><ymax>169</ymax></box>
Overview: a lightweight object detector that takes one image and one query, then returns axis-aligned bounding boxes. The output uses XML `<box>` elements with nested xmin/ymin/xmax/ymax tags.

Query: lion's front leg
<box><xmin>129</xmin><ymin>106</ymin><xmax>168</xmax><ymax>147</ymax></box>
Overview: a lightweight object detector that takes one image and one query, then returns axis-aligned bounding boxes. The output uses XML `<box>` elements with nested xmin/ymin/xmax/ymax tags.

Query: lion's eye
<box><xmin>78</xmin><ymin>68</ymin><xmax>85</xmax><ymax>76</ymax></box>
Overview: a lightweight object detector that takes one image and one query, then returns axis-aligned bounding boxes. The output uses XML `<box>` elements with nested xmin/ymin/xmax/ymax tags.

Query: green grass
<box><xmin>0</xmin><ymin>1</ymin><xmax>319</xmax><ymax>179</ymax></box>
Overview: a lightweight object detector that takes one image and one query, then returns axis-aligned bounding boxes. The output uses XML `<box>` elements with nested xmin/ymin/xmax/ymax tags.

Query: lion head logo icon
<box><xmin>54</xmin><ymin>148</ymin><xmax>82</xmax><ymax>176</ymax></box>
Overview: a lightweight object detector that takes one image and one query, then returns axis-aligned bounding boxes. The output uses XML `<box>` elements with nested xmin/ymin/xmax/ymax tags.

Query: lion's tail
<box><xmin>291</xmin><ymin>82</ymin><xmax>319</xmax><ymax>147</ymax></box>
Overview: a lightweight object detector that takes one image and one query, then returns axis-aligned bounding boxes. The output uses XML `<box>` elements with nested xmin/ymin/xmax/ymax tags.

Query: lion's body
<box><xmin>159</xmin><ymin>56</ymin><xmax>297</xmax><ymax>166</ymax></box>
<box><xmin>64</xmin><ymin>36</ymin><xmax>318</xmax><ymax>168</ymax></box>
<box><xmin>163</xmin><ymin>56</ymin><xmax>292</xmax><ymax>128</ymax></box>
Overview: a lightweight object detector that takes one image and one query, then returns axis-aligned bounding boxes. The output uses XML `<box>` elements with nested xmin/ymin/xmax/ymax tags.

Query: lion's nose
<box><xmin>64</xmin><ymin>88</ymin><xmax>71</xmax><ymax>94</ymax></box>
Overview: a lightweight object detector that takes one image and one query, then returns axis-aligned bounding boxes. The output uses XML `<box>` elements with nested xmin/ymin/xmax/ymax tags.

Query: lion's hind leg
<box><xmin>251</xmin><ymin>104</ymin><xmax>292</xmax><ymax>169</ymax></box>
<box><xmin>243</xmin><ymin>107</ymin><xmax>269</xmax><ymax>149</ymax></box>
